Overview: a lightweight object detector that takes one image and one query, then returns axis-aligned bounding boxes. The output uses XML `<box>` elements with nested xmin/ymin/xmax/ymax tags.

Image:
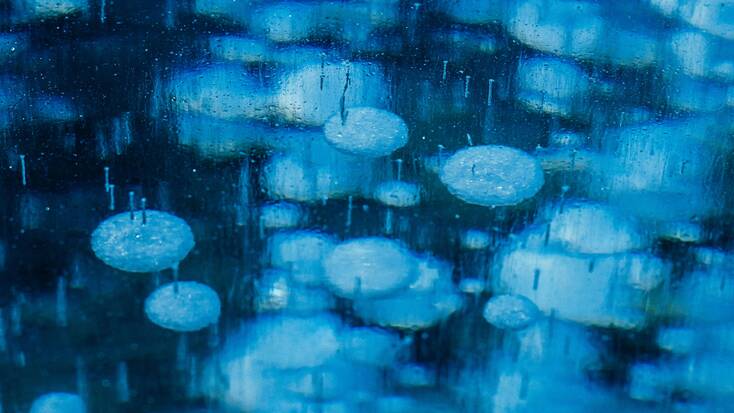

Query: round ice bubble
<box><xmin>355</xmin><ymin>291</ymin><xmax>463</xmax><ymax>330</ymax></box>
<box><xmin>261</xmin><ymin>151</ymin><xmax>373</xmax><ymax>203</ymax></box>
<box><xmin>323</xmin><ymin>237</ymin><xmax>417</xmax><ymax>298</ymax></box>
<box><xmin>458</xmin><ymin>278</ymin><xmax>485</xmax><ymax>294</ymax></box>
<box><xmin>260</xmin><ymin>201</ymin><xmax>302</xmax><ymax>230</ymax></box>
<box><xmin>460</xmin><ymin>229</ymin><xmax>491</xmax><ymax>250</ymax></box>
<box><xmin>91</xmin><ymin>210</ymin><xmax>195</xmax><ymax>273</ymax></box>
<box><xmin>276</xmin><ymin>62</ymin><xmax>388</xmax><ymax>126</ymax></box>
<box><xmin>540</xmin><ymin>201</ymin><xmax>645</xmax><ymax>254</ymax></box>
<box><xmin>516</xmin><ymin>57</ymin><xmax>590</xmax><ymax>116</ymax></box>
<box><xmin>483</xmin><ymin>294</ymin><xmax>539</xmax><ymax>330</ymax></box>
<box><xmin>30</xmin><ymin>393</ymin><xmax>85</xmax><ymax>413</ymax></box>
<box><xmin>245</xmin><ymin>314</ymin><xmax>342</xmax><ymax>369</ymax></box>
<box><xmin>323</xmin><ymin>107</ymin><xmax>408</xmax><ymax>158</ymax></box>
<box><xmin>144</xmin><ymin>281</ymin><xmax>221</xmax><ymax>332</ymax></box>
<box><xmin>440</xmin><ymin>145</ymin><xmax>544</xmax><ymax>207</ymax></box>
<box><xmin>373</xmin><ymin>181</ymin><xmax>421</xmax><ymax>207</ymax></box>
<box><xmin>340</xmin><ymin>326</ymin><xmax>403</xmax><ymax>366</ymax></box>
<box><xmin>410</xmin><ymin>254</ymin><xmax>454</xmax><ymax>292</ymax></box>
<box><xmin>279</xmin><ymin>359</ymin><xmax>382</xmax><ymax>401</ymax></box>
<box><xmin>255</xmin><ymin>269</ymin><xmax>335</xmax><ymax>314</ymax></box>
<box><xmin>268</xmin><ymin>230</ymin><xmax>336</xmax><ymax>286</ymax></box>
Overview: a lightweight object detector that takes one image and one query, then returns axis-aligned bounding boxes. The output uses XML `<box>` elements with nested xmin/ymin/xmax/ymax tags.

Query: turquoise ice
<box><xmin>91</xmin><ymin>210</ymin><xmax>195</xmax><ymax>273</ymax></box>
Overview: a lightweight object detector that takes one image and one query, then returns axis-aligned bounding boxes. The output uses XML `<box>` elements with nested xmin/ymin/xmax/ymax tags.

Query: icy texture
<box><xmin>276</xmin><ymin>62</ymin><xmax>388</xmax><ymax>126</ymax></box>
<box><xmin>30</xmin><ymin>393</ymin><xmax>86</xmax><ymax>413</ymax></box>
<box><xmin>260</xmin><ymin>202</ymin><xmax>302</xmax><ymax>230</ymax></box>
<box><xmin>91</xmin><ymin>211</ymin><xmax>195</xmax><ymax>273</ymax></box>
<box><xmin>483</xmin><ymin>294</ymin><xmax>539</xmax><ymax>330</ymax></box>
<box><xmin>516</xmin><ymin>57</ymin><xmax>590</xmax><ymax>116</ymax></box>
<box><xmin>373</xmin><ymin>181</ymin><xmax>421</xmax><ymax>207</ymax></box>
<box><xmin>324</xmin><ymin>237</ymin><xmax>417</xmax><ymax>298</ymax></box>
<box><xmin>323</xmin><ymin>107</ymin><xmax>408</xmax><ymax>158</ymax></box>
<box><xmin>144</xmin><ymin>281</ymin><xmax>221</xmax><ymax>332</ymax></box>
<box><xmin>268</xmin><ymin>230</ymin><xmax>336</xmax><ymax>286</ymax></box>
<box><xmin>440</xmin><ymin>145</ymin><xmax>545</xmax><ymax>207</ymax></box>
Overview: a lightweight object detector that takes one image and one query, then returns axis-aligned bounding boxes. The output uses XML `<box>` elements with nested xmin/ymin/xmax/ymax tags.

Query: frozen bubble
<box><xmin>269</xmin><ymin>230</ymin><xmax>336</xmax><ymax>285</ymax></box>
<box><xmin>255</xmin><ymin>269</ymin><xmax>334</xmax><ymax>314</ymax></box>
<box><xmin>166</xmin><ymin>64</ymin><xmax>271</xmax><ymax>121</ymax></box>
<box><xmin>590</xmin><ymin>114</ymin><xmax>730</xmax><ymax>220</ymax></box>
<box><xmin>355</xmin><ymin>291</ymin><xmax>463</xmax><ymax>330</ymax></box>
<box><xmin>261</xmin><ymin>134</ymin><xmax>377</xmax><ymax>202</ymax></box>
<box><xmin>279</xmin><ymin>360</ymin><xmax>381</xmax><ymax>401</ymax></box>
<box><xmin>394</xmin><ymin>364</ymin><xmax>435</xmax><ymax>388</ymax></box>
<box><xmin>672</xmin><ymin>269</ymin><xmax>734</xmax><ymax>323</ymax></box>
<box><xmin>238</xmin><ymin>314</ymin><xmax>341</xmax><ymax>369</ymax></box>
<box><xmin>440</xmin><ymin>145</ymin><xmax>544</xmax><ymax>207</ymax></box>
<box><xmin>144</xmin><ymin>281</ymin><xmax>221</xmax><ymax>332</ymax></box>
<box><xmin>657</xmin><ymin>327</ymin><xmax>697</xmax><ymax>354</ymax></box>
<box><xmin>657</xmin><ymin>221</ymin><xmax>703</xmax><ymax>243</ymax></box>
<box><xmin>538</xmin><ymin>201</ymin><xmax>646</xmax><ymax>255</ymax></box>
<box><xmin>460</xmin><ymin>229</ymin><xmax>491</xmax><ymax>250</ymax></box>
<box><xmin>442</xmin><ymin>0</ymin><xmax>506</xmax><ymax>25</ymax></box>
<box><xmin>175</xmin><ymin>115</ymin><xmax>268</xmax><ymax>157</ymax></box>
<box><xmin>91</xmin><ymin>211</ymin><xmax>195</xmax><ymax>273</ymax></box>
<box><xmin>193</xmin><ymin>0</ymin><xmax>249</xmax><ymax>25</ymax></box>
<box><xmin>260</xmin><ymin>202</ymin><xmax>302</xmax><ymax>230</ymax></box>
<box><xmin>29</xmin><ymin>393</ymin><xmax>86</xmax><ymax>413</ymax></box>
<box><xmin>323</xmin><ymin>107</ymin><xmax>408</xmax><ymax>158</ymax></box>
<box><xmin>516</xmin><ymin>57</ymin><xmax>590</xmax><ymax>117</ymax></box>
<box><xmin>250</xmin><ymin>2</ymin><xmax>315</xmax><ymax>43</ymax></box>
<box><xmin>458</xmin><ymin>278</ymin><xmax>485</xmax><ymax>294</ymax></box>
<box><xmin>483</xmin><ymin>294</ymin><xmax>539</xmax><ymax>330</ymax></box>
<box><xmin>549</xmin><ymin>131</ymin><xmax>587</xmax><ymax>148</ymax></box>
<box><xmin>323</xmin><ymin>237</ymin><xmax>417</xmax><ymax>298</ymax></box>
<box><xmin>339</xmin><ymin>326</ymin><xmax>403</xmax><ymax>366</ymax></box>
<box><xmin>536</xmin><ymin>147</ymin><xmax>600</xmax><ymax>173</ymax></box>
<box><xmin>628</xmin><ymin>363</ymin><xmax>672</xmax><ymax>402</ymax></box>
<box><xmin>666</xmin><ymin>72</ymin><xmax>730</xmax><ymax>112</ymax></box>
<box><xmin>373</xmin><ymin>181</ymin><xmax>420</xmax><ymax>208</ymax></box>
<box><xmin>209</xmin><ymin>35</ymin><xmax>269</xmax><ymax>63</ymax></box>
<box><xmin>12</xmin><ymin>0</ymin><xmax>89</xmax><ymax>22</ymax></box>
<box><xmin>276</xmin><ymin>62</ymin><xmax>388</xmax><ymax>126</ymax></box>
<box><xmin>496</xmin><ymin>246</ymin><xmax>667</xmax><ymax>328</ymax></box>
<box><xmin>507</xmin><ymin>0</ymin><xmax>603</xmax><ymax>60</ymax></box>
<box><xmin>255</xmin><ymin>270</ymin><xmax>290</xmax><ymax>312</ymax></box>
<box><xmin>410</xmin><ymin>255</ymin><xmax>454</xmax><ymax>293</ymax></box>
<box><xmin>660</xmin><ymin>0</ymin><xmax>734</xmax><ymax>41</ymax></box>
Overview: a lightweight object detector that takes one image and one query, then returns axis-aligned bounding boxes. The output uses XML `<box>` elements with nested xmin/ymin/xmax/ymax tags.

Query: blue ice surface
<box><xmin>91</xmin><ymin>210</ymin><xmax>195</xmax><ymax>273</ymax></box>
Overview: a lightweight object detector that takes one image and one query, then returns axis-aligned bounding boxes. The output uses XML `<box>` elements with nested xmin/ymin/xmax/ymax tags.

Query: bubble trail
<box><xmin>76</xmin><ymin>356</ymin><xmax>88</xmax><ymax>402</ymax></box>
<box><xmin>10</xmin><ymin>301</ymin><xmax>21</xmax><ymax>336</ymax></box>
<box><xmin>116</xmin><ymin>362</ymin><xmax>129</xmax><ymax>402</ymax></box>
<box><xmin>56</xmin><ymin>276</ymin><xmax>67</xmax><ymax>327</ymax></box>
<box><xmin>108</xmin><ymin>184</ymin><xmax>115</xmax><ymax>210</ymax></box>
<box><xmin>464</xmin><ymin>75</ymin><xmax>471</xmax><ymax>98</ymax></box>
<box><xmin>104</xmin><ymin>166</ymin><xmax>110</xmax><ymax>192</ymax></box>
<box><xmin>19</xmin><ymin>154</ymin><xmax>26</xmax><ymax>186</ymax></box>
<box><xmin>0</xmin><ymin>309</ymin><xmax>6</xmax><ymax>352</ymax></box>
<box><xmin>128</xmin><ymin>191</ymin><xmax>135</xmax><ymax>220</ymax></box>
<box><xmin>346</xmin><ymin>196</ymin><xmax>353</xmax><ymax>229</ymax></box>
<box><xmin>395</xmin><ymin>159</ymin><xmax>403</xmax><ymax>181</ymax></box>
<box><xmin>442</xmin><ymin>60</ymin><xmax>448</xmax><ymax>82</ymax></box>
<box><xmin>487</xmin><ymin>79</ymin><xmax>495</xmax><ymax>106</ymax></box>
<box><xmin>141</xmin><ymin>197</ymin><xmax>147</xmax><ymax>225</ymax></box>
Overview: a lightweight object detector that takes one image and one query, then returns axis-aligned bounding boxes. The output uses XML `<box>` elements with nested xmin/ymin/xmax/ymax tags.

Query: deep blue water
<box><xmin>1</xmin><ymin>1</ymin><xmax>734</xmax><ymax>412</ymax></box>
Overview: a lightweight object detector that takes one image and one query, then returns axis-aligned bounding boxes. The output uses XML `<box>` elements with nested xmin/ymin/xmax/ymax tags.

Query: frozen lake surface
<box><xmin>1</xmin><ymin>0</ymin><xmax>734</xmax><ymax>412</ymax></box>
